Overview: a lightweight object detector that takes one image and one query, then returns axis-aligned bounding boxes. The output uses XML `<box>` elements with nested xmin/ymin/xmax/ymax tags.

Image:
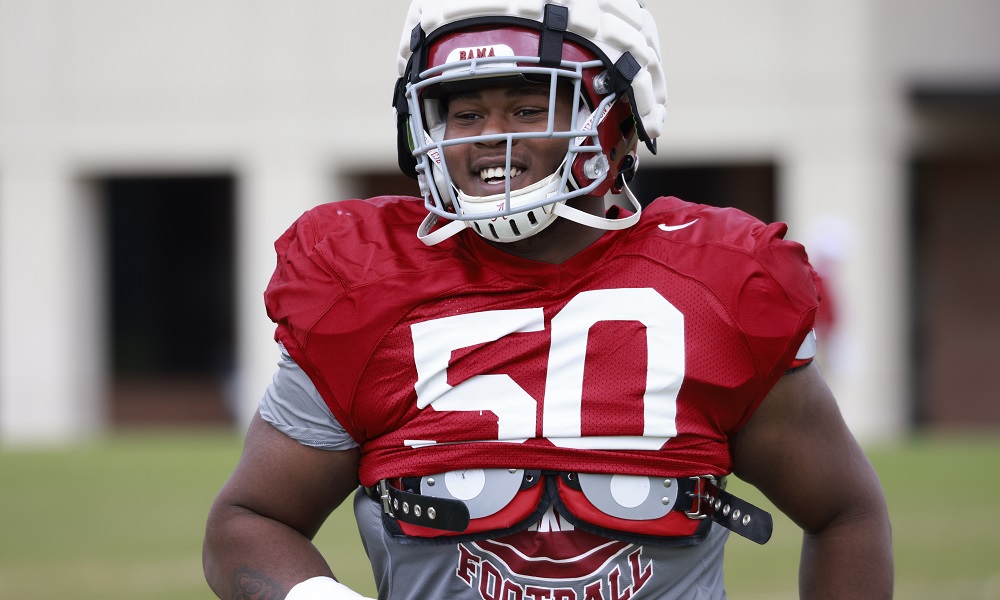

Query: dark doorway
<box><xmin>103</xmin><ymin>174</ymin><xmax>236</xmax><ymax>426</ymax></box>
<box><xmin>356</xmin><ymin>172</ymin><xmax>421</xmax><ymax>199</ymax></box>
<box><xmin>630</xmin><ymin>163</ymin><xmax>777</xmax><ymax>223</ymax></box>
<box><xmin>910</xmin><ymin>154</ymin><xmax>1000</xmax><ymax>427</ymax></box>
<box><xmin>909</xmin><ymin>87</ymin><xmax>1000</xmax><ymax>428</ymax></box>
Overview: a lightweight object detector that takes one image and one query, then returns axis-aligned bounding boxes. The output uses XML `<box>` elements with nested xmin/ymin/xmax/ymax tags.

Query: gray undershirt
<box><xmin>258</xmin><ymin>344</ymin><xmax>359</xmax><ymax>451</ymax></box>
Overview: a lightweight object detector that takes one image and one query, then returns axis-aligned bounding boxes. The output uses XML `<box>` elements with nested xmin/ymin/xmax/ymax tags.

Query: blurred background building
<box><xmin>2</xmin><ymin>0</ymin><xmax>998</xmax><ymax>446</ymax></box>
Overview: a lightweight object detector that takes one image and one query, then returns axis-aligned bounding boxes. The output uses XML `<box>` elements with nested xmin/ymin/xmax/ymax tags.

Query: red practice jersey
<box><xmin>264</xmin><ymin>196</ymin><xmax>819</xmax><ymax>487</ymax></box>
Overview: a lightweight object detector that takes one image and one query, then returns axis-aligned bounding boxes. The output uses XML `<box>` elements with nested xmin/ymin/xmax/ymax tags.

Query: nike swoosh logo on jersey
<box><xmin>658</xmin><ymin>219</ymin><xmax>699</xmax><ymax>232</ymax></box>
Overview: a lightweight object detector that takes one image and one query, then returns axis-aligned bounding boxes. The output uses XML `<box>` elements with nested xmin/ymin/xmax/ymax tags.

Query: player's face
<box><xmin>442</xmin><ymin>83</ymin><xmax>574</xmax><ymax>198</ymax></box>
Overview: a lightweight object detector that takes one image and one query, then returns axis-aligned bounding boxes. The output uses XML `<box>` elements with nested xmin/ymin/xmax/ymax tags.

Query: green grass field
<box><xmin>1</xmin><ymin>430</ymin><xmax>998</xmax><ymax>599</ymax></box>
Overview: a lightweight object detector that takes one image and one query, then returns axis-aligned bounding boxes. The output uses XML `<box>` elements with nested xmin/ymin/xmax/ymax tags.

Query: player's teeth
<box><xmin>480</xmin><ymin>167</ymin><xmax>522</xmax><ymax>181</ymax></box>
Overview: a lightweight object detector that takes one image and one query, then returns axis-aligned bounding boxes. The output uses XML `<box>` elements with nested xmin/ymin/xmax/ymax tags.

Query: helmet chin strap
<box><xmin>415</xmin><ymin>182</ymin><xmax>557</xmax><ymax>247</ymax></box>
<box><xmin>416</xmin><ymin>181</ymin><xmax>642</xmax><ymax>246</ymax></box>
<box><xmin>419</xmin><ymin>169</ymin><xmax>564</xmax><ymax>246</ymax></box>
<box><xmin>417</xmin><ymin>211</ymin><xmax>469</xmax><ymax>246</ymax></box>
<box><xmin>552</xmin><ymin>181</ymin><xmax>642</xmax><ymax>231</ymax></box>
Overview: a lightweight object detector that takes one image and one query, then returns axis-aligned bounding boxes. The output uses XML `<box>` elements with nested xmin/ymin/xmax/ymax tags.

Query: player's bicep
<box><xmin>730</xmin><ymin>363</ymin><xmax>882</xmax><ymax>533</ymax></box>
<box><xmin>217</xmin><ymin>412</ymin><xmax>360</xmax><ymax>539</ymax></box>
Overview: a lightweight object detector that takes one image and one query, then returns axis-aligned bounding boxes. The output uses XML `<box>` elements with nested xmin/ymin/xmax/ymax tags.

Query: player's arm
<box><xmin>730</xmin><ymin>362</ymin><xmax>893</xmax><ymax>599</ymax></box>
<box><xmin>203</xmin><ymin>411</ymin><xmax>362</xmax><ymax>599</ymax></box>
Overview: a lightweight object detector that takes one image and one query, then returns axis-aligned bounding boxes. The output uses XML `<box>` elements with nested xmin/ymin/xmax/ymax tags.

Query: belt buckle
<box><xmin>685</xmin><ymin>475</ymin><xmax>716</xmax><ymax>520</ymax></box>
<box><xmin>377</xmin><ymin>480</ymin><xmax>395</xmax><ymax>517</ymax></box>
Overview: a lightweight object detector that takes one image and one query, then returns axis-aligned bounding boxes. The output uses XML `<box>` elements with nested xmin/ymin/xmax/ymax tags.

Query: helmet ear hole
<box><xmin>527</xmin><ymin>212</ymin><xmax>538</xmax><ymax>226</ymax></box>
<box><xmin>396</xmin><ymin>113</ymin><xmax>419</xmax><ymax>179</ymax></box>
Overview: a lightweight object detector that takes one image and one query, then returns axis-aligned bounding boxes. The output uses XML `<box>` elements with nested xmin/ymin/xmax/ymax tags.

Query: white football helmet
<box><xmin>393</xmin><ymin>0</ymin><xmax>668</xmax><ymax>245</ymax></box>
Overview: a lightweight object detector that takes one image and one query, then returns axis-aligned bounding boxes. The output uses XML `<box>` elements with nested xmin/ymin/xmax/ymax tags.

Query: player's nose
<box><xmin>476</xmin><ymin>110</ymin><xmax>511</xmax><ymax>144</ymax></box>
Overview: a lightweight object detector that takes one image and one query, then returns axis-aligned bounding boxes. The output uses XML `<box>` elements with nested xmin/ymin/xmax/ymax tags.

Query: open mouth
<box><xmin>480</xmin><ymin>166</ymin><xmax>524</xmax><ymax>186</ymax></box>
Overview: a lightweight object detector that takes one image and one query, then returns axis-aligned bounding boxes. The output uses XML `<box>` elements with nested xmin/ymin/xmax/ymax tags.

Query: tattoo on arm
<box><xmin>230</xmin><ymin>567</ymin><xmax>287</xmax><ymax>600</ymax></box>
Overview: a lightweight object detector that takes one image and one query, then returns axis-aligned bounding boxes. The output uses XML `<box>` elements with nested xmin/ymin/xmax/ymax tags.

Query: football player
<box><xmin>203</xmin><ymin>1</ymin><xmax>893</xmax><ymax>598</ymax></box>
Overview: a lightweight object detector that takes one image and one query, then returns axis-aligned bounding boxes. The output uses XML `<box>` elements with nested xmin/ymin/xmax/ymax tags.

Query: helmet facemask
<box><xmin>409</xmin><ymin>47</ymin><xmax>619</xmax><ymax>244</ymax></box>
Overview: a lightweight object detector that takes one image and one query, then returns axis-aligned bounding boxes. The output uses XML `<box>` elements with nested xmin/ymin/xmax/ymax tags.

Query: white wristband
<box><xmin>286</xmin><ymin>576</ymin><xmax>375</xmax><ymax>600</ymax></box>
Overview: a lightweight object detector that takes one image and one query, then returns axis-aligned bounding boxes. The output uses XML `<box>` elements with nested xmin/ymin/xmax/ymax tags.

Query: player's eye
<box><xmin>514</xmin><ymin>107</ymin><xmax>546</xmax><ymax>118</ymax></box>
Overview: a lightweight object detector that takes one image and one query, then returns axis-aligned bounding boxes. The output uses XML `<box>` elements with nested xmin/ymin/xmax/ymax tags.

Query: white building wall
<box><xmin>2</xmin><ymin>0</ymin><xmax>998</xmax><ymax>445</ymax></box>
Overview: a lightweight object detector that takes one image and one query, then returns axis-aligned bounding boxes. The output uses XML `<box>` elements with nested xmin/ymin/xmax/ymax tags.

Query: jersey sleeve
<box><xmin>732</xmin><ymin>220</ymin><xmax>821</xmax><ymax>427</ymax></box>
<box><xmin>259</xmin><ymin>344</ymin><xmax>359</xmax><ymax>451</ymax></box>
<box><xmin>751</xmin><ymin>220</ymin><xmax>821</xmax><ymax>357</ymax></box>
<box><xmin>264</xmin><ymin>210</ymin><xmax>347</xmax><ymax>352</ymax></box>
<box><xmin>263</xmin><ymin>208</ymin><xmax>361</xmax><ymax>438</ymax></box>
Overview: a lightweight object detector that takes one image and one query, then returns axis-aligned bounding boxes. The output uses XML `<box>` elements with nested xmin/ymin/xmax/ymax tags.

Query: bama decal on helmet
<box><xmin>453</xmin><ymin>509</ymin><xmax>654</xmax><ymax>599</ymax></box>
<box><xmin>445</xmin><ymin>44</ymin><xmax>515</xmax><ymax>64</ymax></box>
